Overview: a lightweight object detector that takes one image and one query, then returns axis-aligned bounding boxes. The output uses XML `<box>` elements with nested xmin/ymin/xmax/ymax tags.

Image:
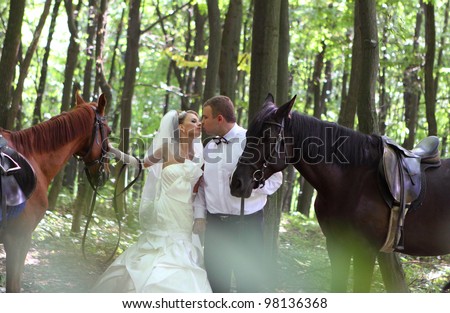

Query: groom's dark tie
<box><xmin>213</xmin><ymin>136</ymin><xmax>229</xmax><ymax>145</ymax></box>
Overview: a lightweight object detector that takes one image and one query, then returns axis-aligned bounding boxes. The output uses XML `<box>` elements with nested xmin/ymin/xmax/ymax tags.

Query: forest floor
<box><xmin>1</xmin><ymin>211</ymin><xmax>449</xmax><ymax>293</ymax></box>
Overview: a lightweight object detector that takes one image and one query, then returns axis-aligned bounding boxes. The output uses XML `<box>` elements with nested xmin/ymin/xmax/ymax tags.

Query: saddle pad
<box><xmin>0</xmin><ymin>202</ymin><xmax>26</xmax><ymax>222</ymax></box>
<box><xmin>1</xmin><ymin>146</ymin><xmax>37</xmax><ymax>199</ymax></box>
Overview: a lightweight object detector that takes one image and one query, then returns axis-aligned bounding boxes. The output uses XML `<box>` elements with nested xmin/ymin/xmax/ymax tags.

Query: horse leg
<box><xmin>352</xmin><ymin>244</ymin><xmax>377</xmax><ymax>292</ymax></box>
<box><xmin>4</xmin><ymin>231</ymin><xmax>32</xmax><ymax>292</ymax></box>
<box><xmin>326</xmin><ymin>238</ymin><xmax>351</xmax><ymax>292</ymax></box>
<box><xmin>377</xmin><ymin>252</ymin><xmax>409</xmax><ymax>292</ymax></box>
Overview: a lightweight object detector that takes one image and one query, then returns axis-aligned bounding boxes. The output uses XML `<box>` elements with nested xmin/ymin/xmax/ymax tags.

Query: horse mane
<box><xmin>290</xmin><ymin>111</ymin><xmax>382</xmax><ymax>166</ymax></box>
<box><xmin>248</xmin><ymin>103</ymin><xmax>382</xmax><ymax>167</ymax></box>
<box><xmin>6</xmin><ymin>104</ymin><xmax>95</xmax><ymax>158</ymax></box>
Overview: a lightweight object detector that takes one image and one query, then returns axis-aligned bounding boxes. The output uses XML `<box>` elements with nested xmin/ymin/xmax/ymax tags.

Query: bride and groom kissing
<box><xmin>92</xmin><ymin>96</ymin><xmax>282</xmax><ymax>293</ymax></box>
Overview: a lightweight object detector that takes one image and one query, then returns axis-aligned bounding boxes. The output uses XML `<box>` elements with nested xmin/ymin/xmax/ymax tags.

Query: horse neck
<box><xmin>288</xmin><ymin>113</ymin><xmax>382</xmax><ymax>193</ymax></box>
<box><xmin>10</xmin><ymin>109</ymin><xmax>94</xmax><ymax>184</ymax></box>
<box><xmin>34</xmin><ymin>135</ymin><xmax>89</xmax><ymax>183</ymax></box>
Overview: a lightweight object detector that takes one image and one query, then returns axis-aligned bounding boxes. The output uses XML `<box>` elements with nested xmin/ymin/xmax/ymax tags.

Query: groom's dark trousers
<box><xmin>204</xmin><ymin>210</ymin><xmax>264</xmax><ymax>293</ymax></box>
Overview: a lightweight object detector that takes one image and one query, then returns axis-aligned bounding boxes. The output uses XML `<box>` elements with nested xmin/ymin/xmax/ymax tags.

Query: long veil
<box><xmin>139</xmin><ymin>110</ymin><xmax>177</xmax><ymax>229</ymax></box>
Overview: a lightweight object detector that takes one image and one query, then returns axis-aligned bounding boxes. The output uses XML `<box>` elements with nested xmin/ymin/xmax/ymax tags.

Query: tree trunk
<box><xmin>96</xmin><ymin>0</ymin><xmax>113</xmax><ymax>107</ymax></box>
<box><xmin>403</xmin><ymin>3</ymin><xmax>423</xmax><ymax>149</ymax></box>
<box><xmin>117</xmin><ymin>0</ymin><xmax>141</xmax><ymax>222</ymax></box>
<box><xmin>433</xmin><ymin>0</ymin><xmax>450</xmax><ymax>101</ymax></box>
<box><xmin>191</xmin><ymin>4</ymin><xmax>207</xmax><ymax>112</ymax></box>
<box><xmin>248</xmin><ymin>0</ymin><xmax>281</xmax><ymax>116</ymax></box>
<box><xmin>0</xmin><ymin>0</ymin><xmax>25</xmax><ymax>128</ymax></box>
<box><xmin>356</xmin><ymin>0</ymin><xmax>379</xmax><ymax>135</ymax></box>
<box><xmin>378</xmin><ymin>20</ymin><xmax>389</xmax><ymax>136</ymax></box>
<box><xmin>353</xmin><ymin>0</ymin><xmax>407</xmax><ymax>292</ymax></box>
<box><xmin>8</xmin><ymin>0</ymin><xmax>52</xmax><ymax>130</ymax></box>
<box><xmin>320</xmin><ymin>60</ymin><xmax>332</xmax><ymax>114</ymax></box>
<box><xmin>298</xmin><ymin>43</ymin><xmax>325</xmax><ymax>218</ymax></box>
<box><xmin>263</xmin><ymin>0</ymin><xmax>290</xmax><ymax>292</ymax></box>
<box><xmin>423</xmin><ymin>1</ymin><xmax>437</xmax><ymax>136</ymax></box>
<box><xmin>203</xmin><ymin>0</ymin><xmax>221</xmax><ymax>101</ymax></box>
<box><xmin>48</xmin><ymin>0</ymin><xmax>82</xmax><ymax>211</ymax></box>
<box><xmin>82</xmin><ymin>0</ymin><xmax>98</xmax><ymax>101</ymax></box>
<box><xmin>219</xmin><ymin>0</ymin><xmax>242</xmax><ymax>103</ymax></box>
<box><xmin>247</xmin><ymin>0</ymin><xmax>282</xmax><ymax>291</ymax></box>
<box><xmin>338</xmin><ymin>21</ymin><xmax>360</xmax><ymax>129</ymax></box>
<box><xmin>297</xmin><ymin>177</ymin><xmax>313</xmax><ymax>217</ymax></box>
<box><xmin>281</xmin><ymin>165</ymin><xmax>295</xmax><ymax>212</ymax></box>
<box><xmin>33</xmin><ymin>0</ymin><xmax>63</xmax><ymax>125</ymax></box>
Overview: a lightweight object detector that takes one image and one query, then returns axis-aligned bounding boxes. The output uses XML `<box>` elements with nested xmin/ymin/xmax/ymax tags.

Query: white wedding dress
<box><xmin>91</xmin><ymin>160</ymin><xmax>212</xmax><ymax>293</ymax></box>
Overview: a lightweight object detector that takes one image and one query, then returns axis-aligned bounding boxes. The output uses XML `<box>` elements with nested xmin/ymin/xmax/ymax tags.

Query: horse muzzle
<box><xmin>230</xmin><ymin>171</ymin><xmax>253</xmax><ymax>198</ymax></box>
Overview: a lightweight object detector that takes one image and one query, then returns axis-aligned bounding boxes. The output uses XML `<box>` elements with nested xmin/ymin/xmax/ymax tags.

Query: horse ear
<box><xmin>276</xmin><ymin>95</ymin><xmax>296</xmax><ymax>119</ymax></box>
<box><xmin>97</xmin><ymin>94</ymin><xmax>107</xmax><ymax>115</ymax></box>
<box><xmin>75</xmin><ymin>91</ymin><xmax>85</xmax><ymax>106</ymax></box>
<box><xmin>263</xmin><ymin>93</ymin><xmax>275</xmax><ymax>106</ymax></box>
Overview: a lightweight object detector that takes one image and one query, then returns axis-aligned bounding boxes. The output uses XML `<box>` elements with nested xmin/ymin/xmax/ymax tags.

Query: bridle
<box><xmin>73</xmin><ymin>106</ymin><xmax>143</xmax><ymax>263</ymax></box>
<box><xmin>239</xmin><ymin>118</ymin><xmax>285</xmax><ymax>189</ymax></box>
<box><xmin>73</xmin><ymin>106</ymin><xmax>110</xmax><ymax>189</ymax></box>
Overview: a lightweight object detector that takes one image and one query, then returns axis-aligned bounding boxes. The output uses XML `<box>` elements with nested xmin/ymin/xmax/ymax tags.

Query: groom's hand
<box><xmin>193</xmin><ymin>218</ymin><xmax>206</xmax><ymax>234</ymax></box>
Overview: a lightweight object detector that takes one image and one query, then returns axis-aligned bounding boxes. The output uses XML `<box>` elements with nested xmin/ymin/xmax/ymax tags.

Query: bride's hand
<box><xmin>193</xmin><ymin>218</ymin><xmax>206</xmax><ymax>234</ymax></box>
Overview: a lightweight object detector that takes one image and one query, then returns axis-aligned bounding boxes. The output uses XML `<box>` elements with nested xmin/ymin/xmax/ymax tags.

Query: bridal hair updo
<box><xmin>173</xmin><ymin>110</ymin><xmax>198</xmax><ymax>142</ymax></box>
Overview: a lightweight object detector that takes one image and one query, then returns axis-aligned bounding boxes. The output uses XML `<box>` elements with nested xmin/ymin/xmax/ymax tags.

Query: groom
<box><xmin>193</xmin><ymin>96</ymin><xmax>282</xmax><ymax>293</ymax></box>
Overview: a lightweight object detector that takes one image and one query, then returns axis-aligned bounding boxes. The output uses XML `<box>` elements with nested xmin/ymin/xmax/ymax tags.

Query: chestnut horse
<box><xmin>230</xmin><ymin>94</ymin><xmax>450</xmax><ymax>292</ymax></box>
<box><xmin>0</xmin><ymin>93</ymin><xmax>110</xmax><ymax>292</ymax></box>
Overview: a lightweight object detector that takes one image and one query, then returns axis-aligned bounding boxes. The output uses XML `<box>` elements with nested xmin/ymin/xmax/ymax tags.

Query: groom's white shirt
<box><xmin>193</xmin><ymin>124</ymin><xmax>282</xmax><ymax>218</ymax></box>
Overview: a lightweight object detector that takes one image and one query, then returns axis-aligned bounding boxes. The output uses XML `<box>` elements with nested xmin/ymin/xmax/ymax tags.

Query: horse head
<box><xmin>74</xmin><ymin>93</ymin><xmax>111</xmax><ymax>188</ymax></box>
<box><xmin>230</xmin><ymin>93</ymin><xmax>296</xmax><ymax>198</ymax></box>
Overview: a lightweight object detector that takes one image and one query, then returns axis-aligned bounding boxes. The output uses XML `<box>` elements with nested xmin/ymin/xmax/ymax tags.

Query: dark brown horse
<box><xmin>0</xmin><ymin>93</ymin><xmax>110</xmax><ymax>292</ymax></box>
<box><xmin>230</xmin><ymin>94</ymin><xmax>450</xmax><ymax>292</ymax></box>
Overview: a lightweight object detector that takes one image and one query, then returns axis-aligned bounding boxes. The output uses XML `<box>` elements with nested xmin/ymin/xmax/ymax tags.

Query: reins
<box><xmin>81</xmin><ymin>161</ymin><xmax>142</xmax><ymax>263</ymax></box>
<box><xmin>73</xmin><ymin>106</ymin><xmax>143</xmax><ymax>263</ymax></box>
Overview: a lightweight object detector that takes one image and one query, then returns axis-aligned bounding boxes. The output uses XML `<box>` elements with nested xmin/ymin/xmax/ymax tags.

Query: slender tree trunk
<box><xmin>320</xmin><ymin>60</ymin><xmax>332</xmax><ymax>114</ymax></box>
<box><xmin>378</xmin><ymin>20</ymin><xmax>389</xmax><ymax>136</ymax></box>
<box><xmin>434</xmin><ymin>0</ymin><xmax>450</xmax><ymax>100</ymax></box>
<box><xmin>8</xmin><ymin>0</ymin><xmax>52</xmax><ymax>130</ymax></box>
<box><xmin>356</xmin><ymin>0</ymin><xmax>379</xmax><ymax>135</ymax></box>
<box><xmin>110</xmin><ymin>8</ymin><xmax>126</xmax><ymax>133</ymax></box>
<box><xmin>236</xmin><ymin>0</ymin><xmax>253</xmax><ymax>109</ymax></box>
<box><xmin>203</xmin><ymin>0</ymin><xmax>221</xmax><ymax>101</ymax></box>
<box><xmin>298</xmin><ymin>44</ymin><xmax>325</xmax><ymax>217</ymax></box>
<box><xmin>117</xmin><ymin>0</ymin><xmax>141</xmax><ymax>221</ymax></box>
<box><xmin>403</xmin><ymin>2</ymin><xmax>423</xmax><ymax>150</ymax></box>
<box><xmin>423</xmin><ymin>1</ymin><xmax>437</xmax><ymax>136</ymax></box>
<box><xmin>338</xmin><ymin>23</ymin><xmax>360</xmax><ymax>129</ymax></box>
<box><xmin>95</xmin><ymin>0</ymin><xmax>113</xmax><ymax>106</ymax></box>
<box><xmin>219</xmin><ymin>0</ymin><xmax>242</xmax><ymax>103</ymax></box>
<box><xmin>0</xmin><ymin>0</ymin><xmax>26</xmax><ymax>128</ymax></box>
<box><xmin>48</xmin><ymin>0</ymin><xmax>82</xmax><ymax>211</ymax></box>
<box><xmin>33</xmin><ymin>0</ymin><xmax>63</xmax><ymax>125</ymax></box>
<box><xmin>191</xmin><ymin>4</ymin><xmax>207</xmax><ymax>112</ymax></box>
<box><xmin>277</xmin><ymin>0</ymin><xmax>290</xmax><ymax>105</ymax></box>
<box><xmin>281</xmin><ymin>165</ymin><xmax>295</xmax><ymax>212</ymax></box>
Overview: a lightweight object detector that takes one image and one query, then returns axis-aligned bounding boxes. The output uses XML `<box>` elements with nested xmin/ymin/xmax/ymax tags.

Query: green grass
<box><xmin>3</xmin><ymin>210</ymin><xmax>448</xmax><ymax>292</ymax></box>
<box><xmin>277</xmin><ymin>212</ymin><xmax>450</xmax><ymax>293</ymax></box>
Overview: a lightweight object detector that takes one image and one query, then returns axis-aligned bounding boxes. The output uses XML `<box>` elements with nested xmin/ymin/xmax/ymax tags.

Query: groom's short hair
<box><xmin>203</xmin><ymin>96</ymin><xmax>236</xmax><ymax>123</ymax></box>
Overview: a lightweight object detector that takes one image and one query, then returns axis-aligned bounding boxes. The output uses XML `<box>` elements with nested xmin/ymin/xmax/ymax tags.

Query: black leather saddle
<box><xmin>380</xmin><ymin>135</ymin><xmax>440</xmax><ymax>207</ymax></box>
<box><xmin>378</xmin><ymin>135</ymin><xmax>441</xmax><ymax>251</ymax></box>
<box><xmin>1</xmin><ymin>135</ymin><xmax>37</xmax><ymax>223</ymax></box>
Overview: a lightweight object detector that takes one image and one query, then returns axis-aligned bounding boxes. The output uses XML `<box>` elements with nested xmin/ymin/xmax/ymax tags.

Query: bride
<box><xmin>91</xmin><ymin>110</ymin><xmax>212</xmax><ymax>293</ymax></box>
